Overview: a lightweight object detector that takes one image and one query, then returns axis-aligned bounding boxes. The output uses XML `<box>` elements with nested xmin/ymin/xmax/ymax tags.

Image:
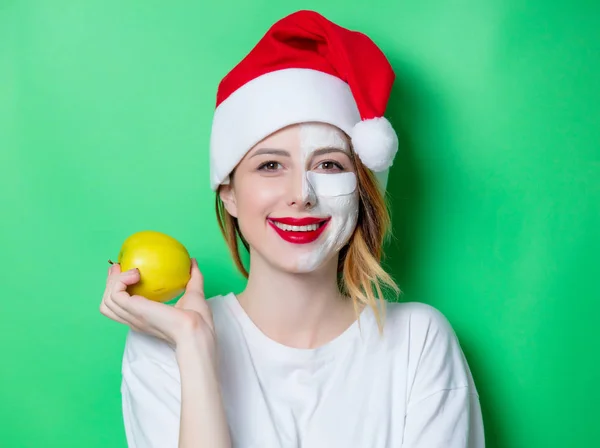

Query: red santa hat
<box><xmin>209</xmin><ymin>10</ymin><xmax>398</xmax><ymax>191</ymax></box>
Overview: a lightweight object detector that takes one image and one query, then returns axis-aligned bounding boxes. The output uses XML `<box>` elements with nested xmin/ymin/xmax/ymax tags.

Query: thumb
<box><xmin>176</xmin><ymin>259</ymin><xmax>213</xmax><ymax>328</ymax></box>
<box><xmin>183</xmin><ymin>258</ymin><xmax>205</xmax><ymax>298</ymax></box>
<box><xmin>175</xmin><ymin>259</ymin><xmax>207</xmax><ymax>311</ymax></box>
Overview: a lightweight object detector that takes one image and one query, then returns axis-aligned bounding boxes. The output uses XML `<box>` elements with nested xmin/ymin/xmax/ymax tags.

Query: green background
<box><xmin>1</xmin><ymin>1</ymin><xmax>598</xmax><ymax>447</ymax></box>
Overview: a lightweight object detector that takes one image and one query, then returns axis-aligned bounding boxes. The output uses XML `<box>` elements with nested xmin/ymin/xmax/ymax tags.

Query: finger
<box><xmin>100</xmin><ymin>264</ymin><xmax>153</xmax><ymax>334</ymax></box>
<box><xmin>99</xmin><ymin>300</ymin><xmax>141</xmax><ymax>330</ymax></box>
<box><xmin>104</xmin><ymin>293</ymin><xmax>147</xmax><ymax>330</ymax></box>
<box><xmin>109</xmin><ymin>268</ymin><xmax>143</xmax><ymax>314</ymax></box>
<box><xmin>106</xmin><ymin>262</ymin><xmax>121</xmax><ymax>287</ymax></box>
<box><xmin>111</xmin><ymin>289</ymin><xmax>184</xmax><ymax>339</ymax></box>
<box><xmin>184</xmin><ymin>258</ymin><xmax>204</xmax><ymax>297</ymax></box>
<box><xmin>100</xmin><ymin>263</ymin><xmax>121</xmax><ymax>311</ymax></box>
<box><xmin>112</xmin><ymin>267</ymin><xmax>140</xmax><ymax>293</ymax></box>
<box><xmin>100</xmin><ymin>299</ymin><xmax>170</xmax><ymax>340</ymax></box>
<box><xmin>178</xmin><ymin>259</ymin><xmax>213</xmax><ymax>323</ymax></box>
<box><xmin>107</xmin><ymin>262</ymin><xmax>120</xmax><ymax>275</ymax></box>
<box><xmin>104</xmin><ymin>292</ymin><xmax>172</xmax><ymax>340</ymax></box>
<box><xmin>106</xmin><ymin>268</ymin><xmax>148</xmax><ymax>326</ymax></box>
<box><xmin>108</xmin><ymin>268</ymin><xmax>147</xmax><ymax>325</ymax></box>
<box><xmin>108</xmin><ymin>263</ymin><xmax>208</xmax><ymax>341</ymax></box>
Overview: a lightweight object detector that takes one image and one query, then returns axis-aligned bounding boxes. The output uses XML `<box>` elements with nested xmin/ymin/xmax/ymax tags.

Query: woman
<box><xmin>100</xmin><ymin>10</ymin><xmax>485</xmax><ymax>448</ymax></box>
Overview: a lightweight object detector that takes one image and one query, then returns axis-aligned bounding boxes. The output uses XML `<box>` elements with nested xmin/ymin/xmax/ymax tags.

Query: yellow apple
<box><xmin>110</xmin><ymin>230</ymin><xmax>192</xmax><ymax>303</ymax></box>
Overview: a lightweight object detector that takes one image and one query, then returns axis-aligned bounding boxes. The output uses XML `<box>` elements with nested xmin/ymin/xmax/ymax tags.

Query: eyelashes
<box><xmin>257</xmin><ymin>161</ymin><xmax>282</xmax><ymax>171</ymax></box>
<box><xmin>257</xmin><ymin>160</ymin><xmax>346</xmax><ymax>172</ymax></box>
<box><xmin>316</xmin><ymin>161</ymin><xmax>345</xmax><ymax>171</ymax></box>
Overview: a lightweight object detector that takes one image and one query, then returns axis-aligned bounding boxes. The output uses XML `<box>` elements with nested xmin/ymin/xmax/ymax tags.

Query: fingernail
<box><xmin>127</xmin><ymin>268</ymin><xmax>138</xmax><ymax>274</ymax></box>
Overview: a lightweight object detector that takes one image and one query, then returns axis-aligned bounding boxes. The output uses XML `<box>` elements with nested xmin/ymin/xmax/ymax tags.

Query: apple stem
<box><xmin>108</xmin><ymin>259</ymin><xmax>114</xmax><ymax>265</ymax></box>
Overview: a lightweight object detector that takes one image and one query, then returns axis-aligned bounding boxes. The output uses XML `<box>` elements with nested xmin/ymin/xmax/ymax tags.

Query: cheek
<box><xmin>324</xmin><ymin>195</ymin><xmax>359</xmax><ymax>224</ymax></box>
<box><xmin>308</xmin><ymin>172</ymin><xmax>359</xmax><ymax>229</ymax></box>
<box><xmin>235</xmin><ymin>178</ymin><xmax>283</xmax><ymax>223</ymax></box>
<box><xmin>306</xmin><ymin>172</ymin><xmax>357</xmax><ymax>200</ymax></box>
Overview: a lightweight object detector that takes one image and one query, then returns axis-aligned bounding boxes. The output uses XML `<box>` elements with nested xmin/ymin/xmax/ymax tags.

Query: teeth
<box><xmin>271</xmin><ymin>221</ymin><xmax>322</xmax><ymax>232</ymax></box>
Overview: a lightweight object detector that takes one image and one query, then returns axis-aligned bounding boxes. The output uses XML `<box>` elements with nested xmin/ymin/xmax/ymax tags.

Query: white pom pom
<box><xmin>350</xmin><ymin>117</ymin><xmax>398</xmax><ymax>172</ymax></box>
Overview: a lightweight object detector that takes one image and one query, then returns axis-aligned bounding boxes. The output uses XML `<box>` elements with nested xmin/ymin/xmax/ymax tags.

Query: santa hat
<box><xmin>209</xmin><ymin>10</ymin><xmax>398</xmax><ymax>191</ymax></box>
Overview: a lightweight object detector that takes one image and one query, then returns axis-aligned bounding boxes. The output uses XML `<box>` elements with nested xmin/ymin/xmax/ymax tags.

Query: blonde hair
<box><xmin>215</xmin><ymin>142</ymin><xmax>400</xmax><ymax>334</ymax></box>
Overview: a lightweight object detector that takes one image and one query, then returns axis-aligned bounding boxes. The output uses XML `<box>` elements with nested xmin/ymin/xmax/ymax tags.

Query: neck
<box><xmin>236</xmin><ymin>250</ymin><xmax>357</xmax><ymax>349</ymax></box>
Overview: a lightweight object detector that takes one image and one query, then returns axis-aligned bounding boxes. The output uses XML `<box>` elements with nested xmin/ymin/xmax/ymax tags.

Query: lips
<box><xmin>268</xmin><ymin>216</ymin><xmax>330</xmax><ymax>244</ymax></box>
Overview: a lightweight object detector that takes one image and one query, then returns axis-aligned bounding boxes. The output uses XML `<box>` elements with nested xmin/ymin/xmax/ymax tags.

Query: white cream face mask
<box><xmin>294</xmin><ymin>123</ymin><xmax>359</xmax><ymax>272</ymax></box>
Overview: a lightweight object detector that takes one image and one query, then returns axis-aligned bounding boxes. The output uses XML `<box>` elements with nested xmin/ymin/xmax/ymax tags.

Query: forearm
<box><xmin>176</xmin><ymin>336</ymin><xmax>231</xmax><ymax>448</ymax></box>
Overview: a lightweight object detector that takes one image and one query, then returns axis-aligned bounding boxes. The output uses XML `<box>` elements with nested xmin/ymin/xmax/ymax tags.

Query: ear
<box><xmin>219</xmin><ymin>183</ymin><xmax>238</xmax><ymax>218</ymax></box>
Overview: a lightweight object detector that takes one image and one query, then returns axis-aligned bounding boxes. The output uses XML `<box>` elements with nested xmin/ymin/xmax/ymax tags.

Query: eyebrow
<box><xmin>312</xmin><ymin>147</ymin><xmax>349</xmax><ymax>157</ymax></box>
<box><xmin>250</xmin><ymin>146</ymin><xmax>349</xmax><ymax>158</ymax></box>
<box><xmin>250</xmin><ymin>148</ymin><xmax>291</xmax><ymax>158</ymax></box>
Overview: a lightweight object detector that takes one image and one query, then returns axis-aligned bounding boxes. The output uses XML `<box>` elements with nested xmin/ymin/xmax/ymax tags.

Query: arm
<box><xmin>401</xmin><ymin>305</ymin><xmax>485</xmax><ymax>448</ymax></box>
<box><xmin>176</xmin><ymin>332</ymin><xmax>231</xmax><ymax>448</ymax></box>
<box><xmin>102</xmin><ymin>259</ymin><xmax>231</xmax><ymax>447</ymax></box>
<box><xmin>402</xmin><ymin>386</ymin><xmax>484</xmax><ymax>447</ymax></box>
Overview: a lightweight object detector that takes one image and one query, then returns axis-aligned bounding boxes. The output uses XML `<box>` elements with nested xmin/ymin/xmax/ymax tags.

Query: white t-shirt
<box><xmin>121</xmin><ymin>293</ymin><xmax>485</xmax><ymax>448</ymax></box>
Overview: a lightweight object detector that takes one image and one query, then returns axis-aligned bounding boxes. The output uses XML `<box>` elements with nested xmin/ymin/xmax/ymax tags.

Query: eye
<box><xmin>258</xmin><ymin>161</ymin><xmax>283</xmax><ymax>171</ymax></box>
<box><xmin>316</xmin><ymin>160</ymin><xmax>345</xmax><ymax>172</ymax></box>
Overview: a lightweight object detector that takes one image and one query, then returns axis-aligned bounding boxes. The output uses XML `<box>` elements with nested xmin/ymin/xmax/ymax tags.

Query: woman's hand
<box><xmin>103</xmin><ymin>260</ymin><xmax>231</xmax><ymax>447</ymax></box>
<box><xmin>99</xmin><ymin>258</ymin><xmax>216</xmax><ymax>354</ymax></box>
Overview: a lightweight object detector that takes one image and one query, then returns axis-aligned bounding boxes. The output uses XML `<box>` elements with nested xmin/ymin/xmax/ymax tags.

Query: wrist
<box><xmin>174</xmin><ymin>328</ymin><xmax>217</xmax><ymax>369</ymax></box>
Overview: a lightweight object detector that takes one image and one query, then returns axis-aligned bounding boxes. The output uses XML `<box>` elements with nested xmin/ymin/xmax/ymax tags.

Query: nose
<box><xmin>287</xmin><ymin>171</ymin><xmax>317</xmax><ymax>209</ymax></box>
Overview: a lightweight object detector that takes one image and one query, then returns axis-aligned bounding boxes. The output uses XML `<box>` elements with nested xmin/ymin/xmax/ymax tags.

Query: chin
<box><xmin>244</xmin><ymin>220</ymin><xmax>353</xmax><ymax>274</ymax></box>
<box><xmin>284</xmin><ymin>241</ymin><xmax>343</xmax><ymax>274</ymax></box>
<box><xmin>280</xmin><ymin>256</ymin><xmax>335</xmax><ymax>274</ymax></box>
<box><xmin>253</xmin><ymin>242</ymin><xmax>338</xmax><ymax>274</ymax></box>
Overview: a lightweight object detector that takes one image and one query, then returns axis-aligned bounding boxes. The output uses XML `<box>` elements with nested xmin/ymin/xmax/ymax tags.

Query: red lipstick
<box><xmin>268</xmin><ymin>216</ymin><xmax>330</xmax><ymax>244</ymax></box>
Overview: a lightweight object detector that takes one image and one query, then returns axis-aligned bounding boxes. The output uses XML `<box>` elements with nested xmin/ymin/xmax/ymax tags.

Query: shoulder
<box><xmin>205</xmin><ymin>292</ymin><xmax>235</xmax><ymax>316</ymax></box>
<box><xmin>384</xmin><ymin>300</ymin><xmax>449</xmax><ymax>321</ymax></box>
<box><xmin>381</xmin><ymin>301</ymin><xmax>477</xmax><ymax>393</ymax></box>
<box><xmin>381</xmin><ymin>300</ymin><xmax>462</xmax><ymax>355</ymax></box>
<box><xmin>383</xmin><ymin>300</ymin><xmax>458</xmax><ymax>343</ymax></box>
